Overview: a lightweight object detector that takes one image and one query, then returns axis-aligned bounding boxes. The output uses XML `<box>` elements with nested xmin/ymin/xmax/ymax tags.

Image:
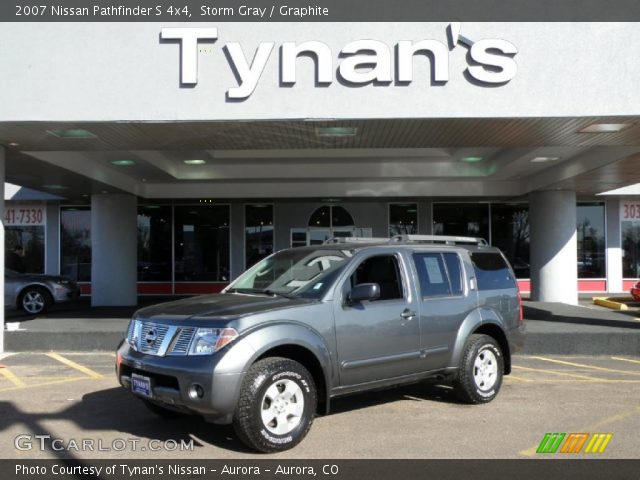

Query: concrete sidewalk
<box><xmin>3</xmin><ymin>298</ymin><xmax>640</xmax><ymax>354</ymax></box>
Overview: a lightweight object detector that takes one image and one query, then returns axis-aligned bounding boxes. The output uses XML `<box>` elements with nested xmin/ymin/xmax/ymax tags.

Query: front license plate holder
<box><xmin>131</xmin><ymin>373</ymin><xmax>153</xmax><ymax>398</ymax></box>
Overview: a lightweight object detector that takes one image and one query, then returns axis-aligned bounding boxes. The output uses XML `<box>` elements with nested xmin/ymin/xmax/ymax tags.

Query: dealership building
<box><xmin>2</xmin><ymin>21</ymin><xmax>640</xmax><ymax>336</ymax></box>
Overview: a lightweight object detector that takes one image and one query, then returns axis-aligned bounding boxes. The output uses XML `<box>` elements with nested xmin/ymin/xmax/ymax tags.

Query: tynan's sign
<box><xmin>161</xmin><ymin>23</ymin><xmax>518</xmax><ymax>100</ymax></box>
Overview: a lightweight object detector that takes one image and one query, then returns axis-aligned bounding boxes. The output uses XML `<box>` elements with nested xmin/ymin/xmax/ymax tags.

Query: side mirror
<box><xmin>348</xmin><ymin>283</ymin><xmax>380</xmax><ymax>304</ymax></box>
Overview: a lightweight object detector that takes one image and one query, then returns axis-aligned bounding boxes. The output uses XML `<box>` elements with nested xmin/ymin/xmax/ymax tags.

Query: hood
<box><xmin>134</xmin><ymin>293</ymin><xmax>315</xmax><ymax>321</ymax></box>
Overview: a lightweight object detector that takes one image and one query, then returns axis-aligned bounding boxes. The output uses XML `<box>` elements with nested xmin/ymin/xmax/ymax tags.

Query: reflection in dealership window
<box><xmin>433</xmin><ymin>203</ymin><xmax>490</xmax><ymax>242</ymax></box>
<box><xmin>138</xmin><ymin>206</ymin><xmax>172</xmax><ymax>281</ymax></box>
<box><xmin>577</xmin><ymin>203</ymin><xmax>605</xmax><ymax>278</ymax></box>
<box><xmin>389</xmin><ymin>203</ymin><xmax>418</xmax><ymax>236</ymax></box>
<box><xmin>622</xmin><ymin>222</ymin><xmax>640</xmax><ymax>278</ymax></box>
<box><xmin>174</xmin><ymin>206</ymin><xmax>230</xmax><ymax>282</ymax></box>
<box><xmin>60</xmin><ymin>207</ymin><xmax>92</xmax><ymax>282</ymax></box>
<box><xmin>246</xmin><ymin>205</ymin><xmax>274</xmax><ymax>269</ymax></box>
<box><xmin>491</xmin><ymin>204</ymin><xmax>530</xmax><ymax>279</ymax></box>
<box><xmin>5</xmin><ymin>226</ymin><xmax>45</xmax><ymax>273</ymax></box>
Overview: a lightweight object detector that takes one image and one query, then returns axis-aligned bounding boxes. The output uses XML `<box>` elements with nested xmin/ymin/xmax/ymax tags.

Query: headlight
<box><xmin>127</xmin><ymin>319</ymin><xmax>141</xmax><ymax>351</ymax></box>
<box><xmin>189</xmin><ymin>327</ymin><xmax>239</xmax><ymax>356</ymax></box>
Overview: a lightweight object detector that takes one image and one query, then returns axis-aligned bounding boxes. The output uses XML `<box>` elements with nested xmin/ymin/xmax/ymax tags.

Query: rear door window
<box><xmin>470</xmin><ymin>252</ymin><xmax>516</xmax><ymax>290</ymax></box>
<box><xmin>413</xmin><ymin>252</ymin><xmax>463</xmax><ymax>297</ymax></box>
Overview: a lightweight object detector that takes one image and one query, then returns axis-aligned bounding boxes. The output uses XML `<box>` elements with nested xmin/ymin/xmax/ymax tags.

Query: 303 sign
<box><xmin>621</xmin><ymin>202</ymin><xmax>640</xmax><ymax>221</ymax></box>
<box><xmin>4</xmin><ymin>205</ymin><xmax>46</xmax><ymax>226</ymax></box>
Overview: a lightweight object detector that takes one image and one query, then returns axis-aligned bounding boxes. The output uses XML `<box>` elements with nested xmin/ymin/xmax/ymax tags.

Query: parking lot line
<box><xmin>0</xmin><ymin>367</ymin><xmax>26</xmax><ymax>387</ymax></box>
<box><xmin>530</xmin><ymin>356</ymin><xmax>640</xmax><ymax>376</ymax></box>
<box><xmin>0</xmin><ymin>376</ymin><xmax>89</xmax><ymax>393</ymax></box>
<box><xmin>46</xmin><ymin>352</ymin><xmax>104</xmax><ymax>379</ymax></box>
<box><xmin>513</xmin><ymin>365</ymin><xmax>602</xmax><ymax>382</ymax></box>
<box><xmin>611</xmin><ymin>356</ymin><xmax>640</xmax><ymax>365</ymax></box>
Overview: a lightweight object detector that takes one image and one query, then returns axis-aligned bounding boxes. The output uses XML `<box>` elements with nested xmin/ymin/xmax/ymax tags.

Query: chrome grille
<box><xmin>169</xmin><ymin>327</ymin><xmax>196</xmax><ymax>355</ymax></box>
<box><xmin>138</xmin><ymin>322</ymin><xmax>172</xmax><ymax>355</ymax></box>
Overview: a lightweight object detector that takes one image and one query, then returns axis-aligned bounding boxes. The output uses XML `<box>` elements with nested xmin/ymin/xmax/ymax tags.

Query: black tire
<box><xmin>19</xmin><ymin>286</ymin><xmax>52</xmax><ymax>315</ymax></box>
<box><xmin>233</xmin><ymin>357</ymin><xmax>317</xmax><ymax>453</ymax></box>
<box><xmin>454</xmin><ymin>334</ymin><xmax>504</xmax><ymax>404</ymax></box>
<box><xmin>141</xmin><ymin>399</ymin><xmax>188</xmax><ymax>418</ymax></box>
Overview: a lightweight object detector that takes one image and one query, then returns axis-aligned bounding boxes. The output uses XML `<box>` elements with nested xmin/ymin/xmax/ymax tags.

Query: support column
<box><xmin>605</xmin><ymin>198</ymin><xmax>623</xmax><ymax>293</ymax></box>
<box><xmin>529</xmin><ymin>190</ymin><xmax>578</xmax><ymax>304</ymax></box>
<box><xmin>45</xmin><ymin>203</ymin><xmax>60</xmax><ymax>275</ymax></box>
<box><xmin>0</xmin><ymin>148</ymin><xmax>5</xmax><ymax>352</ymax></box>
<box><xmin>91</xmin><ymin>194</ymin><xmax>137</xmax><ymax>306</ymax></box>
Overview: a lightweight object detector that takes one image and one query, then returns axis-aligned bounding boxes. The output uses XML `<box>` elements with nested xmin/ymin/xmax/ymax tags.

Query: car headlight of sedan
<box><xmin>189</xmin><ymin>327</ymin><xmax>239</xmax><ymax>356</ymax></box>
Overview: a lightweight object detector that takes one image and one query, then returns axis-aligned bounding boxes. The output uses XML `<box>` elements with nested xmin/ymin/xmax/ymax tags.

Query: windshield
<box><xmin>227</xmin><ymin>248</ymin><xmax>352</xmax><ymax>299</ymax></box>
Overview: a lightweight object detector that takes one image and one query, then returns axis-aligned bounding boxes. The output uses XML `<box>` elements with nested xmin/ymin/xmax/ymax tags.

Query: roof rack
<box><xmin>323</xmin><ymin>235</ymin><xmax>487</xmax><ymax>246</ymax></box>
<box><xmin>390</xmin><ymin>234</ymin><xmax>488</xmax><ymax>246</ymax></box>
<box><xmin>323</xmin><ymin>237</ymin><xmax>390</xmax><ymax>244</ymax></box>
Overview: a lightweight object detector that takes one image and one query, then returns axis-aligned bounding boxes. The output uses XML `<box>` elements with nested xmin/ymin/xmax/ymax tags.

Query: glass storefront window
<box><xmin>577</xmin><ymin>203</ymin><xmax>605</xmax><ymax>278</ymax></box>
<box><xmin>5</xmin><ymin>226</ymin><xmax>45</xmax><ymax>273</ymax></box>
<box><xmin>433</xmin><ymin>203</ymin><xmax>490</xmax><ymax>243</ymax></box>
<box><xmin>622</xmin><ymin>222</ymin><xmax>640</xmax><ymax>278</ymax></box>
<box><xmin>389</xmin><ymin>203</ymin><xmax>418</xmax><ymax>236</ymax></box>
<box><xmin>60</xmin><ymin>207</ymin><xmax>92</xmax><ymax>282</ymax></box>
<box><xmin>308</xmin><ymin>205</ymin><xmax>354</xmax><ymax>228</ymax></box>
<box><xmin>174</xmin><ymin>205</ymin><xmax>230</xmax><ymax>282</ymax></box>
<box><xmin>138</xmin><ymin>206</ymin><xmax>172</xmax><ymax>281</ymax></box>
<box><xmin>246</xmin><ymin>205</ymin><xmax>274</xmax><ymax>268</ymax></box>
<box><xmin>491</xmin><ymin>204</ymin><xmax>530</xmax><ymax>279</ymax></box>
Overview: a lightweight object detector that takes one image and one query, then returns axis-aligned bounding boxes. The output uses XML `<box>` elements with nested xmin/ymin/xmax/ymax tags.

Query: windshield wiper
<box><xmin>226</xmin><ymin>287</ymin><xmax>294</xmax><ymax>299</ymax></box>
<box><xmin>262</xmin><ymin>289</ymin><xmax>295</xmax><ymax>299</ymax></box>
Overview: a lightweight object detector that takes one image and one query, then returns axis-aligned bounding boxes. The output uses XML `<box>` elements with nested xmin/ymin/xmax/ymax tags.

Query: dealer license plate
<box><xmin>131</xmin><ymin>373</ymin><xmax>152</xmax><ymax>398</ymax></box>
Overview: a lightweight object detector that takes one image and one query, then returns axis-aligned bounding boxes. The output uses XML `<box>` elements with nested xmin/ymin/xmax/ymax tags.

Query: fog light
<box><xmin>188</xmin><ymin>384</ymin><xmax>205</xmax><ymax>400</ymax></box>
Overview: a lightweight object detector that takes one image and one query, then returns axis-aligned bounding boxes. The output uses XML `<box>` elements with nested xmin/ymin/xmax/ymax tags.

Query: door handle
<box><xmin>400</xmin><ymin>309</ymin><xmax>417</xmax><ymax>320</ymax></box>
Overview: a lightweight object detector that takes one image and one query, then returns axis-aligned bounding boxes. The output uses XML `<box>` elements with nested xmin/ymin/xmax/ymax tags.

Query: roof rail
<box><xmin>390</xmin><ymin>234</ymin><xmax>488</xmax><ymax>246</ymax></box>
<box><xmin>323</xmin><ymin>235</ymin><xmax>488</xmax><ymax>246</ymax></box>
<box><xmin>323</xmin><ymin>237</ymin><xmax>390</xmax><ymax>244</ymax></box>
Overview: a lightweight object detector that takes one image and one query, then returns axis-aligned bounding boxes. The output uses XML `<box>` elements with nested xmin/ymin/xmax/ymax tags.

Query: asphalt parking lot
<box><xmin>0</xmin><ymin>352</ymin><xmax>638</xmax><ymax>459</ymax></box>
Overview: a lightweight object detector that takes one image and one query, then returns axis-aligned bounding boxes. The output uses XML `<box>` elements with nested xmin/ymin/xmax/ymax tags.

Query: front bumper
<box><xmin>116</xmin><ymin>342</ymin><xmax>246</xmax><ymax>424</ymax></box>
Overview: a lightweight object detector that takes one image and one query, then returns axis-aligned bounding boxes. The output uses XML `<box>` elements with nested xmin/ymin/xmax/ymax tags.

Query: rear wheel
<box><xmin>454</xmin><ymin>334</ymin><xmax>504</xmax><ymax>404</ymax></box>
<box><xmin>233</xmin><ymin>357</ymin><xmax>317</xmax><ymax>453</ymax></box>
<box><xmin>19</xmin><ymin>286</ymin><xmax>51</xmax><ymax>315</ymax></box>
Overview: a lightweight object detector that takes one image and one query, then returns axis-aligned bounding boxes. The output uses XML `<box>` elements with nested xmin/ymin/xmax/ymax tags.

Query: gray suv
<box><xmin>116</xmin><ymin>235</ymin><xmax>525</xmax><ymax>452</ymax></box>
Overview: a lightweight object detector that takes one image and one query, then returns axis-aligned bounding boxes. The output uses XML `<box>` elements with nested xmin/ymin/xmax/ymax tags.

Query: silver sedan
<box><xmin>4</xmin><ymin>269</ymin><xmax>80</xmax><ymax>315</ymax></box>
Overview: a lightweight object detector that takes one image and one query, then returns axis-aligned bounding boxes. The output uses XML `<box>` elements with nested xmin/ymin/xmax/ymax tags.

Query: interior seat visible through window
<box><xmin>351</xmin><ymin>255</ymin><xmax>403</xmax><ymax>300</ymax></box>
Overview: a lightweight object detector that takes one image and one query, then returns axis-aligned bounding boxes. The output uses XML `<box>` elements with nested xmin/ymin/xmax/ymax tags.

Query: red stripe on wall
<box><xmin>578</xmin><ymin>280</ymin><xmax>607</xmax><ymax>292</ymax></box>
<box><xmin>137</xmin><ymin>283</ymin><xmax>173</xmax><ymax>295</ymax></box>
<box><xmin>174</xmin><ymin>283</ymin><xmax>228</xmax><ymax>294</ymax></box>
<box><xmin>78</xmin><ymin>283</ymin><xmax>91</xmax><ymax>295</ymax></box>
<box><xmin>623</xmin><ymin>280</ymin><xmax>639</xmax><ymax>290</ymax></box>
<box><xmin>517</xmin><ymin>280</ymin><xmax>530</xmax><ymax>293</ymax></box>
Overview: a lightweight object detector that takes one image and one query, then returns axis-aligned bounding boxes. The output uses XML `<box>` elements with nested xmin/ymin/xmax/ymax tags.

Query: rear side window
<box><xmin>470</xmin><ymin>252</ymin><xmax>516</xmax><ymax>290</ymax></box>
<box><xmin>413</xmin><ymin>252</ymin><xmax>464</xmax><ymax>297</ymax></box>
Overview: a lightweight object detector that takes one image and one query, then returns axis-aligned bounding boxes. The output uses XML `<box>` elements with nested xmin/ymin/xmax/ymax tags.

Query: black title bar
<box><xmin>4</xmin><ymin>0</ymin><xmax>640</xmax><ymax>22</ymax></box>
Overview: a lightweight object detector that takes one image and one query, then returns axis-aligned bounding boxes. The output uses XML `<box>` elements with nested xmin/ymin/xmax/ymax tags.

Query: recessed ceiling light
<box><xmin>530</xmin><ymin>156</ymin><xmax>561</xmax><ymax>163</ymax></box>
<box><xmin>579</xmin><ymin>123</ymin><xmax>633</xmax><ymax>133</ymax></box>
<box><xmin>8</xmin><ymin>142</ymin><xmax>19</xmax><ymax>147</ymax></box>
<box><xmin>183</xmin><ymin>159</ymin><xmax>207</xmax><ymax>165</ymax></box>
<box><xmin>42</xmin><ymin>184</ymin><xmax>68</xmax><ymax>190</ymax></box>
<box><xmin>110</xmin><ymin>159</ymin><xmax>136</xmax><ymax>166</ymax></box>
<box><xmin>461</xmin><ymin>156</ymin><xmax>483</xmax><ymax>163</ymax></box>
<box><xmin>47</xmin><ymin>128</ymin><xmax>97</xmax><ymax>139</ymax></box>
<box><xmin>81</xmin><ymin>194</ymin><xmax>89</xmax><ymax>197</ymax></box>
<box><xmin>316</xmin><ymin>127</ymin><xmax>358</xmax><ymax>137</ymax></box>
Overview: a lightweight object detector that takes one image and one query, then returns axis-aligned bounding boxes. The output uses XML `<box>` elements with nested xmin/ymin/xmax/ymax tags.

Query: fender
<box><xmin>449</xmin><ymin>308</ymin><xmax>485</xmax><ymax>369</ymax></box>
<box><xmin>450</xmin><ymin>307</ymin><xmax>510</xmax><ymax>373</ymax></box>
<box><xmin>216</xmin><ymin>321</ymin><xmax>334</xmax><ymax>412</ymax></box>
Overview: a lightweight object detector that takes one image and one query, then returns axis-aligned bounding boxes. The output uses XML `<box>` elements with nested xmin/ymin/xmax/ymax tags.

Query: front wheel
<box><xmin>454</xmin><ymin>334</ymin><xmax>504</xmax><ymax>404</ymax></box>
<box><xmin>233</xmin><ymin>357</ymin><xmax>317</xmax><ymax>453</ymax></box>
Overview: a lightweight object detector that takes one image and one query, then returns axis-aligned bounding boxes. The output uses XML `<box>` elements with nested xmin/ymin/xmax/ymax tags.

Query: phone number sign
<box><xmin>621</xmin><ymin>202</ymin><xmax>640</xmax><ymax>222</ymax></box>
<box><xmin>4</xmin><ymin>204</ymin><xmax>46</xmax><ymax>226</ymax></box>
